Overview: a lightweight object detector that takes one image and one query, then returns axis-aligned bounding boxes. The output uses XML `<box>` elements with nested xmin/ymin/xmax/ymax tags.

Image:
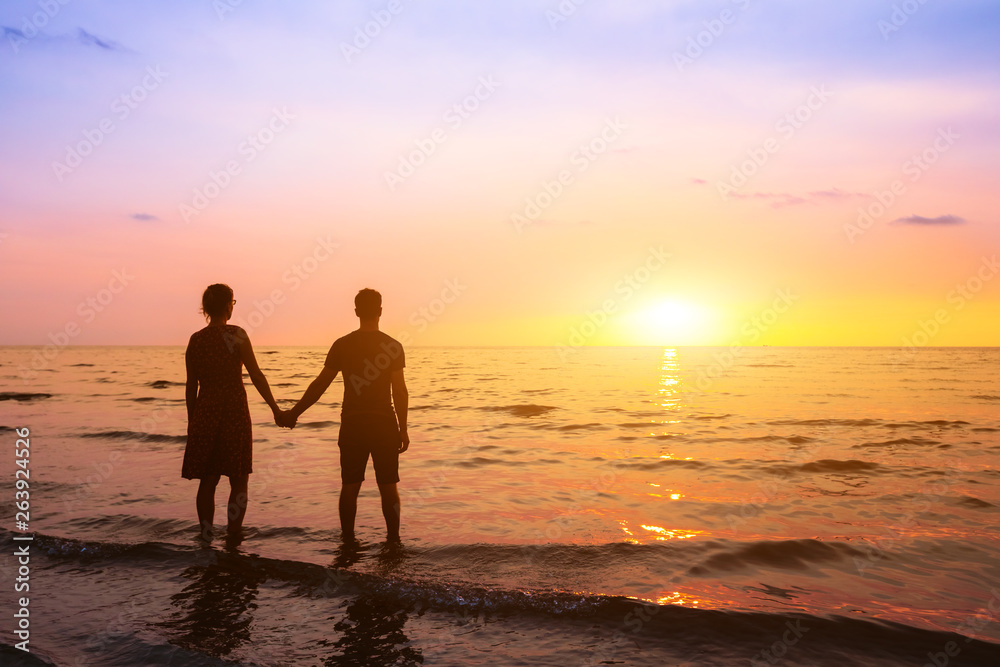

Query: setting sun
<box><xmin>624</xmin><ymin>299</ymin><xmax>713</xmax><ymax>345</ymax></box>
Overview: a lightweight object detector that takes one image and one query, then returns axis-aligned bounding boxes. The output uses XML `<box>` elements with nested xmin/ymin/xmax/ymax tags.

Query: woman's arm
<box><xmin>185</xmin><ymin>342</ymin><xmax>198</xmax><ymax>422</ymax></box>
<box><xmin>235</xmin><ymin>328</ymin><xmax>281</xmax><ymax>416</ymax></box>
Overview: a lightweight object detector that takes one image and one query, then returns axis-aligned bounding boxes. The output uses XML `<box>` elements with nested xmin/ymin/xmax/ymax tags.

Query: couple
<box><xmin>181</xmin><ymin>284</ymin><xmax>409</xmax><ymax>544</ymax></box>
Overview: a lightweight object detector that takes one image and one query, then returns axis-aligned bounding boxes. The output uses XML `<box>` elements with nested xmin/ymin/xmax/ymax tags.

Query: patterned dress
<box><xmin>182</xmin><ymin>325</ymin><xmax>253</xmax><ymax>479</ymax></box>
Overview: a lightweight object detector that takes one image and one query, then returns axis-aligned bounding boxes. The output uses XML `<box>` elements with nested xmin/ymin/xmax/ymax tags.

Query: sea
<box><xmin>0</xmin><ymin>345</ymin><xmax>998</xmax><ymax>666</ymax></box>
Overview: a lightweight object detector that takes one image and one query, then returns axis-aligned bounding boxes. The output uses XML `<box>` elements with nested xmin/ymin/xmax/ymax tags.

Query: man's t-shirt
<box><xmin>324</xmin><ymin>330</ymin><xmax>405</xmax><ymax>418</ymax></box>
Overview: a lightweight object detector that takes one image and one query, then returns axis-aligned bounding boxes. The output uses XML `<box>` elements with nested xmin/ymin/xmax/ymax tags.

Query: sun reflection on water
<box><xmin>657</xmin><ymin>591</ymin><xmax>701</xmax><ymax>607</ymax></box>
<box><xmin>657</xmin><ymin>348</ymin><xmax>683</xmax><ymax>411</ymax></box>
<box><xmin>640</xmin><ymin>525</ymin><xmax>705</xmax><ymax>540</ymax></box>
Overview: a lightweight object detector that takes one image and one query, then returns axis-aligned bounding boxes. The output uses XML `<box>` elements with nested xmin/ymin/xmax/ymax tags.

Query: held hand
<box><xmin>399</xmin><ymin>428</ymin><xmax>410</xmax><ymax>453</ymax></box>
<box><xmin>274</xmin><ymin>409</ymin><xmax>297</xmax><ymax>429</ymax></box>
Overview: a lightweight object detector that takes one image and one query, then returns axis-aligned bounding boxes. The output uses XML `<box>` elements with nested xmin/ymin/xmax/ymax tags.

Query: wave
<box><xmin>687</xmin><ymin>538</ymin><xmax>864</xmax><ymax>574</ymax></box>
<box><xmin>852</xmin><ymin>437</ymin><xmax>941</xmax><ymax>449</ymax></box>
<box><xmin>556</xmin><ymin>423</ymin><xmax>607</xmax><ymax>431</ymax></box>
<box><xmin>627</xmin><ymin>458</ymin><xmax>707</xmax><ymax>470</ymax></box>
<box><xmin>6</xmin><ymin>531</ymin><xmax>1000</xmax><ymax>665</ymax></box>
<box><xmin>453</xmin><ymin>456</ymin><xmax>529</xmax><ymax>468</ymax></box>
<box><xmin>956</xmin><ymin>496</ymin><xmax>996</xmax><ymax>509</ymax></box>
<box><xmin>0</xmin><ymin>392</ymin><xmax>52</xmax><ymax>401</ymax></box>
<box><xmin>480</xmin><ymin>404</ymin><xmax>558</xmax><ymax>418</ymax></box>
<box><xmin>792</xmin><ymin>459</ymin><xmax>881</xmax><ymax>474</ymax></box>
<box><xmin>0</xmin><ymin>644</ymin><xmax>56</xmax><ymax>665</ymax></box>
<box><xmin>148</xmin><ymin>380</ymin><xmax>184</xmax><ymax>389</ymax></box>
<box><xmin>295</xmin><ymin>420</ymin><xmax>338</xmax><ymax>429</ymax></box>
<box><xmin>79</xmin><ymin>430</ymin><xmax>187</xmax><ymax>444</ymax></box>
<box><xmin>767</xmin><ymin>418</ymin><xmax>972</xmax><ymax>430</ymax></box>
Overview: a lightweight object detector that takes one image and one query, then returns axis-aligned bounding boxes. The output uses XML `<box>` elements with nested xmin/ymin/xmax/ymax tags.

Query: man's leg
<box><xmin>340</xmin><ymin>482</ymin><xmax>363</xmax><ymax>541</ymax></box>
<box><xmin>377</xmin><ymin>482</ymin><xmax>401</xmax><ymax>542</ymax></box>
<box><xmin>196</xmin><ymin>475</ymin><xmax>221</xmax><ymax>538</ymax></box>
<box><xmin>227</xmin><ymin>474</ymin><xmax>249</xmax><ymax>533</ymax></box>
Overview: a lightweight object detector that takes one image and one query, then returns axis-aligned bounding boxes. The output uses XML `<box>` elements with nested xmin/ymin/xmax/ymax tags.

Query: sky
<box><xmin>1</xmin><ymin>0</ymin><xmax>998</xmax><ymax>347</ymax></box>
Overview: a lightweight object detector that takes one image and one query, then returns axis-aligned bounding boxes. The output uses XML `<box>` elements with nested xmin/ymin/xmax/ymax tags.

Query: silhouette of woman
<box><xmin>182</xmin><ymin>283</ymin><xmax>283</xmax><ymax>539</ymax></box>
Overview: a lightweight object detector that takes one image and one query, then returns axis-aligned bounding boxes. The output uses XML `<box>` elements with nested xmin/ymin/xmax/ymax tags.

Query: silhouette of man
<box><xmin>283</xmin><ymin>288</ymin><xmax>409</xmax><ymax>543</ymax></box>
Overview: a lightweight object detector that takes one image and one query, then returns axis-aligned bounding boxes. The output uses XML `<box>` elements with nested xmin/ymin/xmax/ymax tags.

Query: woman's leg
<box><xmin>197</xmin><ymin>475</ymin><xmax>221</xmax><ymax>537</ymax></box>
<box><xmin>227</xmin><ymin>474</ymin><xmax>249</xmax><ymax>533</ymax></box>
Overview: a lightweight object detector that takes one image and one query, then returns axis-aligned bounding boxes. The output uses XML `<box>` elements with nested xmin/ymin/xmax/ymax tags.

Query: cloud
<box><xmin>807</xmin><ymin>188</ymin><xmax>868</xmax><ymax>201</ymax></box>
<box><xmin>892</xmin><ymin>214</ymin><xmax>966</xmax><ymax>226</ymax></box>
<box><xmin>76</xmin><ymin>28</ymin><xmax>125</xmax><ymax>51</ymax></box>
<box><xmin>1</xmin><ymin>26</ymin><xmax>127</xmax><ymax>52</ymax></box>
<box><xmin>728</xmin><ymin>188</ymin><xmax>868</xmax><ymax>209</ymax></box>
<box><xmin>130</xmin><ymin>213</ymin><xmax>160</xmax><ymax>222</ymax></box>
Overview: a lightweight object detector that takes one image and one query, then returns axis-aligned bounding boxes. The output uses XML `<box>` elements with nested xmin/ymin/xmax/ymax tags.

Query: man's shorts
<box><xmin>337</xmin><ymin>412</ymin><xmax>402</xmax><ymax>485</ymax></box>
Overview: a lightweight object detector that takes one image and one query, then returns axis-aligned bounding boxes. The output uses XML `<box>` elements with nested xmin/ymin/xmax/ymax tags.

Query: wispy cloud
<box><xmin>76</xmin><ymin>28</ymin><xmax>125</xmax><ymax>51</ymax></box>
<box><xmin>727</xmin><ymin>188</ymin><xmax>868</xmax><ymax>209</ymax></box>
<box><xmin>892</xmin><ymin>214</ymin><xmax>966</xmax><ymax>226</ymax></box>
<box><xmin>807</xmin><ymin>188</ymin><xmax>867</xmax><ymax>201</ymax></box>
<box><xmin>2</xmin><ymin>26</ymin><xmax>128</xmax><ymax>52</ymax></box>
<box><xmin>130</xmin><ymin>213</ymin><xmax>160</xmax><ymax>222</ymax></box>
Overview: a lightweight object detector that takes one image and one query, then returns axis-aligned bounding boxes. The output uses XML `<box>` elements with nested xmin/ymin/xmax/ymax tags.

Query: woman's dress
<box><xmin>182</xmin><ymin>325</ymin><xmax>253</xmax><ymax>479</ymax></box>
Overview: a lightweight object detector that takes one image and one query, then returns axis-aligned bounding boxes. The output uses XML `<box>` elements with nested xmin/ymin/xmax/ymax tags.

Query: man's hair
<box><xmin>201</xmin><ymin>283</ymin><xmax>233</xmax><ymax>320</ymax></box>
<box><xmin>355</xmin><ymin>288</ymin><xmax>382</xmax><ymax>318</ymax></box>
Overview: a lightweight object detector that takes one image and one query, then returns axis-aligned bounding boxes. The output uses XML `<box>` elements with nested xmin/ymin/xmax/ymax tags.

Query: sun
<box><xmin>626</xmin><ymin>299</ymin><xmax>712</xmax><ymax>345</ymax></box>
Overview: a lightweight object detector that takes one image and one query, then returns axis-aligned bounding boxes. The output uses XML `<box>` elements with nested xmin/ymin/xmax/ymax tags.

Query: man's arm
<box><xmin>391</xmin><ymin>368</ymin><xmax>409</xmax><ymax>453</ymax></box>
<box><xmin>290</xmin><ymin>365</ymin><xmax>338</xmax><ymax>423</ymax></box>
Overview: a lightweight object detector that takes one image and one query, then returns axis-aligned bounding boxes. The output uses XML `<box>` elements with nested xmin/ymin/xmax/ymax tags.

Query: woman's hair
<box><xmin>201</xmin><ymin>283</ymin><xmax>234</xmax><ymax>320</ymax></box>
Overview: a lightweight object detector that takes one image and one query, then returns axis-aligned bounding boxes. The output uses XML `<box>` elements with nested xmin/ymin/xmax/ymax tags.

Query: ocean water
<box><xmin>1</xmin><ymin>345</ymin><xmax>999</xmax><ymax>666</ymax></box>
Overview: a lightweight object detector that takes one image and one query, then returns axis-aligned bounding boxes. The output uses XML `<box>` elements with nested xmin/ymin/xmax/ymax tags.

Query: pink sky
<box><xmin>2</xmin><ymin>0</ymin><xmax>998</xmax><ymax>347</ymax></box>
